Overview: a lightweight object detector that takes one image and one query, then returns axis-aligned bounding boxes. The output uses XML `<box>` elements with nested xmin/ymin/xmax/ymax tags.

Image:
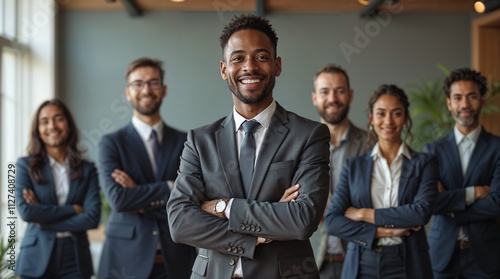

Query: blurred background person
<box><xmin>15</xmin><ymin>99</ymin><xmax>101</xmax><ymax>279</ymax></box>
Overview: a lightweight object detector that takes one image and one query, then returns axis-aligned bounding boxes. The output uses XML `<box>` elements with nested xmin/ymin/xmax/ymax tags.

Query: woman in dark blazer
<box><xmin>324</xmin><ymin>84</ymin><xmax>438</xmax><ymax>279</ymax></box>
<box><xmin>15</xmin><ymin>99</ymin><xmax>101</xmax><ymax>279</ymax></box>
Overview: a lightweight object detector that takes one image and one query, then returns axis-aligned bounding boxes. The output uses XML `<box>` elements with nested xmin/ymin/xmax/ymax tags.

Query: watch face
<box><xmin>216</xmin><ymin>201</ymin><xmax>226</xmax><ymax>212</ymax></box>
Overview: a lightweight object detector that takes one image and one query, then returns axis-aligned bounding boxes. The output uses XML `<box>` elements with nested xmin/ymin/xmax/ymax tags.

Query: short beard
<box><xmin>319</xmin><ymin>105</ymin><xmax>350</xmax><ymax>125</ymax></box>
<box><xmin>229</xmin><ymin>78</ymin><xmax>274</xmax><ymax>105</ymax></box>
<box><xmin>134</xmin><ymin>100</ymin><xmax>162</xmax><ymax>116</ymax></box>
<box><xmin>453</xmin><ymin>113</ymin><xmax>477</xmax><ymax>127</ymax></box>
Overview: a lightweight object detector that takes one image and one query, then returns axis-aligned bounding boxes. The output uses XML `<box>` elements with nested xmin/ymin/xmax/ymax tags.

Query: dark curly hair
<box><xmin>367</xmin><ymin>84</ymin><xmax>413</xmax><ymax>144</ymax></box>
<box><xmin>219</xmin><ymin>14</ymin><xmax>279</xmax><ymax>57</ymax></box>
<box><xmin>443</xmin><ymin>67</ymin><xmax>487</xmax><ymax>98</ymax></box>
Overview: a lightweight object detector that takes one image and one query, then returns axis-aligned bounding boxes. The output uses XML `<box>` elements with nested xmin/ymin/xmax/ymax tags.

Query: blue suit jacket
<box><xmin>425</xmin><ymin>128</ymin><xmax>500</xmax><ymax>274</ymax></box>
<box><xmin>15</xmin><ymin>157</ymin><xmax>101</xmax><ymax>277</ymax></box>
<box><xmin>324</xmin><ymin>149</ymin><xmax>437</xmax><ymax>279</ymax></box>
<box><xmin>97</xmin><ymin>123</ymin><xmax>196</xmax><ymax>279</ymax></box>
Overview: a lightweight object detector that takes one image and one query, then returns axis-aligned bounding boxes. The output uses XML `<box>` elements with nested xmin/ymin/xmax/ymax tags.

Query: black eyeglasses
<box><xmin>128</xmin><ymin>79</ymin><xmax>162</xmax><ymax>91</ymax></box>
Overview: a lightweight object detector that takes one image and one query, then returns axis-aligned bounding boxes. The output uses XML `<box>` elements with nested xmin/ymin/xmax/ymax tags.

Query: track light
<box><xmin>474</xmin><ymin>0</ymin><xmax>500</xmax><ymax>14</ymax></box>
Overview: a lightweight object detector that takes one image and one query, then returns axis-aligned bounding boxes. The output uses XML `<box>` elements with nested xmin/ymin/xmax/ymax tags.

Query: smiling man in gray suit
<box><xmin>167</xmin><ymin>14</ymin><xmax>330</xmax><ymax>279</ymax></box>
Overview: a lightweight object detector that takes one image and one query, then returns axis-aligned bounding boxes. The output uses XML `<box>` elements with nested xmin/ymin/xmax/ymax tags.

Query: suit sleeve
<box><xmin>99</xmin><ymin>135</ymin><xmax>169</xmax><ymax>213</ymax></box>
<box><xmin>15</xmin><ymin>158</ymin><xmax>77</xmax><ymax>224</ymax></box>
<box><xmin>40</xmin><ymin>164</ymin><xmax>101</xmax><ymax>232</ymax></box>
<box><xmin>324</xmin><ymin>161</ymin><xmax>378</xmax><ymax>249</ymax></box>
<box><xmin>453</xmin><ymin>154</ymin><xmax>500</xmax><ymax>224</ymax></box>
<box><xmin>423</xmin><ymin>143</ymin><xmax>468</xmax><ymax>215</ymax></box>
<box><xmin>227</xmin><ymin>124</ymin><xmax>330</xmax><ymax>240</ymax></box>
<box><xmin>374</xmin><ymin>155</ymin><xmax>438</xmax><ymax>227</ymax></box>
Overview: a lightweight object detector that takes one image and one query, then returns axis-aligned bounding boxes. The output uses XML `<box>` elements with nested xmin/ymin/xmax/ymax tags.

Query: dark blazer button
<box><xmin>240</xmin><ymin>224</ymin><xmax>245</xmax><ymax>230</ymax></box>
<box><xmin>237</xmin><ymin>248</ymin><xmax>244</xmax><ymax>254</ymax></box>
<box><xmin>229</xmin><ymin>259</ymin><xmax>235</xmax><ymax>265</ymax></box>
<box><xmin>256</xmin><ymin>227</ymin><xmax>261</xmax><ymax>232</ymax></box>
<box><xmin>245</xmin><ymin>225</ymin><xmax>250</xmax><ymax>230</ymax></box>
<box><xmin>250</xmin><ymin>225</ymin><xmax>256</xmax><ymax>231</ymax></box>
<box><xmin>232</xmin><ymin>247</ymin><xmax>238</xmax><ymax>253</ymax></box>
<box><xmin>226</xmin><ymin>245</ymin><xmax>232</xmax><ymax>252</ymax></box>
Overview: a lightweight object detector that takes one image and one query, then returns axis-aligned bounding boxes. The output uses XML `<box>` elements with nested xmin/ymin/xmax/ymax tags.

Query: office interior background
<box><xmin>1</xmin><ymin>0</ymin><xmax>499</xmax><ymax>275</ymax></box>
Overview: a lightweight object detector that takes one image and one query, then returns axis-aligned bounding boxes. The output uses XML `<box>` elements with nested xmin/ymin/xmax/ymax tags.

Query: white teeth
<box><xmin>241</xmin><ymin>79</ymin><xmax>261</xmax><ymax>84</ymax></box>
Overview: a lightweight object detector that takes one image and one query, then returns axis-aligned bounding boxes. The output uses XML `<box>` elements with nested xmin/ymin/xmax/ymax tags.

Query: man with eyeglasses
<box><xmin>425</xmin><ymin>67</ymin><xmax>500</xmax><ymax>278</ymax></box>
<box><xmin>97</xmin><ymin>57</ymin><xmax>196</xmax><ymax>279</ymax></box>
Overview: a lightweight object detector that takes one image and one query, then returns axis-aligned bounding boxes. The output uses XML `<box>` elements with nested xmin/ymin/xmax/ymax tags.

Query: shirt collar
<box><xmin>233</xmin><ymin>100</ymin><xmax>276</xmax><ymax>132</ymax></box>
<box><xmin>454</xmin><ymin>125</ymin><xmax>481</xmax><ymax>145</ymax></box>
<box><xmin>370</xmin><ymin>142</ymin><xmax>411</xmax><ymax>161</ymax></box>
<box><xmin>132</xmin><ymin>115</ymin><xmax>164</xmax><ymax>143</ymax></box>
<box><xmin>48</xmin><ymin>155</ymin><xmax>69</xmax><ymax>169</ymax></box>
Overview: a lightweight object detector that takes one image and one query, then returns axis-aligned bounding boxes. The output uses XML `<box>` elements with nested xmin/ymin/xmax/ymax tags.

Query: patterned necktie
<box><xmin>150</xmin><ymin>129</ymin><xmax>160</xmax><ymax>175</ymax></box>
<box><xmin>239</xmin><ymin>120</ymin><xmax>260</xmax><ymax>195</ymax></box>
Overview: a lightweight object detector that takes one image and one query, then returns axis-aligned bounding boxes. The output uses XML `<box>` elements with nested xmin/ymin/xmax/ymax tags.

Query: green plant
<box><xmin>406</xmin><ymin>65</ymin><xmax>500</xmax><ymax>151</ymax></box>
<box><xmin>0</xmin><ymin>237</ymin><xmax>16</xmax><ymax>279</ymax></box>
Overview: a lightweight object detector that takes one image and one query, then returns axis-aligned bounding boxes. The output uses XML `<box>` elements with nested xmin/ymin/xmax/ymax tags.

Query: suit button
<box><xmin>232</xmin><ymin>247</ymin><xmax>238</xmax><ymax>253</ymax></box>
<box><xmin>237</xmin><ymin>248</ymin><xmax>244</xmax><ymax>254</ymax></box>
<box><xmin>152</xmin><ymin>231</ymin><xmax>158</xmax><ymax>236</ymax></box>
<box><xmin>226</xmin><ymin>246</ymin><xmax>232</xmax><ymax>252</ymax></box>
<box><xmin>229</xmin><ymin>259</ymin><xmax>235</xmax><ymax>266</ymax></box>
<box><xmin>250</xmin><ymin>225</ymin><xmax>256</xmax><ymax>231</ymax></box>
<box><xmin>240</xmin><ymin>224</ymin><xmax>245</xmax><ymax>230</ymax></box>
<box><xmin>256</xmin><ymin>226</ymin><xmax>261</xmax><ymax>232</ymax></box>
<box><xmin>245</xmin><ymin>225</ymin><xmax>250</xmax><ymax>230</ymax></box>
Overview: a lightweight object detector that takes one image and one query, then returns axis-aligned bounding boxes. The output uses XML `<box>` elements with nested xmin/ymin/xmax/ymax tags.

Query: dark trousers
<box><xmin>433</xmin><ymin>246</ymin><xmax>500</xmax><ymax>279</ymax></box>
<box><xmin>358</xmin><ymin>245</ymin><xmax>406</xmax><ymax>279</ymax></box>
<box><xmin>319</xmin><ymin>261</ymin><xmax>343</xmax><ymax>279</ymax></box>
<box><xmin>21</xmin><ymin>237</ymin><xmax>89</xmax><ymax>279</ymax></box>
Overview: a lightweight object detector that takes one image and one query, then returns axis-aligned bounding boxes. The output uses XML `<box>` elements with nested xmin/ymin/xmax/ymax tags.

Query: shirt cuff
<box><xmin>465</xmin><ymin>186</ymin><xmax>475</xmax><ymax>205</ymax></box>
<box><xmin>225</xmin><ymin>198</ymin><xmax>234</xmax><ymax>219</ymax></box>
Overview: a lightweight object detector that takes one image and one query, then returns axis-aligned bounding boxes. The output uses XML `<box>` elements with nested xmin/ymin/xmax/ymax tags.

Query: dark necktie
<box><xmin>239</xmin><ymin>120</ymin><xmax>260</xmax><ymax>195</ymax></box>
<box><xmin>150</xmin><ymin>129</ymin><xmax>160</xmax><ymax>175</ymax></box>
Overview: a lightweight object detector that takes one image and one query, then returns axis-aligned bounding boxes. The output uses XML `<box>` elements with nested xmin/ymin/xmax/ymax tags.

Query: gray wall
<box><xmin>59</xmin><ymin>11</ymin><xmax>471</xmax><ymax>161</ymax></box>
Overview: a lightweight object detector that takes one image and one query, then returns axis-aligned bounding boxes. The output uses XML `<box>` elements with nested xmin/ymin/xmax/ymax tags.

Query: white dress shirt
<box><xmin>370</xmin><ymin>142</ymin><xmax>411</xmax><ymax>246</ymax></box>
<box><xmin>48</xmin><ymin>156</ymin><xmax>72</xmax><ymax>238</ymax></box>
<box><xmin>227</xmin><ymin>100</ymin><xmax>276</xmax><ymax>277</ymax></box>
<box><xmin>454</xmin><ymin>125</ymin><xmax>481</xmax><ymax>241</ymax></box>
<box><xmin>131</xmin><ymin>116</ymin><xmax>164</xmax><ymax>175</ymax></box>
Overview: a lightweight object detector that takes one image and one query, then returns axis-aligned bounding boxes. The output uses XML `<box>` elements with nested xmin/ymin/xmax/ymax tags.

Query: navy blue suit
<box><xmin>324</xmin><ymin>150</ymin><xmax>438</xmax><ymax>279</ymax></box>
<box><xmin>425</xmin><ymin>129</ymin><xmax>500</xmax><ymax>275</ymax></box>
<box><xmin>97</xmin><ymin>123</ymin><xmax>196</xmax><ymax>279</ymax></box>
<box><xmin>15</xmin><ymin>157</ymin><xmax>101</xmax><ymax>278</ymax></box>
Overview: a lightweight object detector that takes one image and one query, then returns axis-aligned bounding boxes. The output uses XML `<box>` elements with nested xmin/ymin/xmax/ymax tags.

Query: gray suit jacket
<box><xmin>310</xmin><ymin>123</ymin><xmax>373</xmax><ymax>269</ymax></box>
<box><xmin>167</xmin><ymin>103</ymin><xmax>330</xmax><ymax>279</ymax></box>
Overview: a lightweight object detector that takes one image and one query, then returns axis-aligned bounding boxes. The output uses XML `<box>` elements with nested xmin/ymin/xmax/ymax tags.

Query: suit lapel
<box><xmin>398</xmin><ymin>154</ymin><xmax>415</xmax><ymax>203</ymax></box>
<box><xmin>443</xmin><ymin>133</ymin><xmax>464</xmax><ymax>187</ymax></box>
<box><xmin>43</xmin><ymin>162</ymin><xmax>59</xmax><ymax>205</ymax></box>
<box><xmin>345</xmin><ymin>125</ymin><xmax>363</xmax><ymax>159</ymax></box>
<box><xmin>249</xmin><ymin>106</ymin><xmax>289</xmax><ymax>200</ymax></box>
<box><xmin>156</xmin><ymin>123</ymin><xmax>173</xmax><ymax>181</ymax></box>
<box><xmin>464</xmin><ymin>129</ymin><xmax>489</xmax><ymax>186</ymax></box>
<box><xmin>216</xmin><ymin>114</ymin><xmax>246</xmax><ymax>199</ymax></box>
<box><xmin>127</xmin><ymin>124</ymin><xmax>156</xmax><ymax>182</ymax></box>
<box><xmin>361</xmin><ymin>154</ymin><xmax>374</xmax><ymax>208</ymax></box>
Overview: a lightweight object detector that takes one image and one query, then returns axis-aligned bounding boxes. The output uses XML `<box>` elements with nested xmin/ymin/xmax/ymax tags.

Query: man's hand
<box><xmin>474</xmin><ymin>185</ymin><xmax>490</xmax><ymax>200</ymax></box>
<box><xmin>437</xmin><ymin>181</ymin><xmax>445</xmax><ymax>192</ymax></box>
<box><xmin>23</xmin><ymin>189</ymin><xmax>39</xmax><ymax>204</ymax></box>
<box><xmin>376</xmin><ymin>226</ymin><xmax>421</xmax><ymax>238</ymax></box>
<box><xmin>279</xmin><ymin>184</ymin><xmax>300</xmax><ymax>202</ymax></box>
<box><xmin>112</xmin><ymin>169</ymin><xmax>137</xmax><ymax>188</ymax></box>
<box><xmin>201</xmin><ymin>199</ymin><xmax>218</xmax><ymax>216</ymax></box>
<box><xmin>73</xmin><ymin>204</ymin><xmax>84</xmax><ymax>214</ymax></box>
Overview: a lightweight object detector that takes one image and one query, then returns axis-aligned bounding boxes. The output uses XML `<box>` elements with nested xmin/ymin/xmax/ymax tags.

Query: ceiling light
<box><xmin>474</xmin><ymin>0</ymin><xmax>500</xmax><ymax>13</ymax></box>
<box><xmin>171</xmin><ymin>0</ymin><xmax>185</xmax><ymax>2</ymax></box>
